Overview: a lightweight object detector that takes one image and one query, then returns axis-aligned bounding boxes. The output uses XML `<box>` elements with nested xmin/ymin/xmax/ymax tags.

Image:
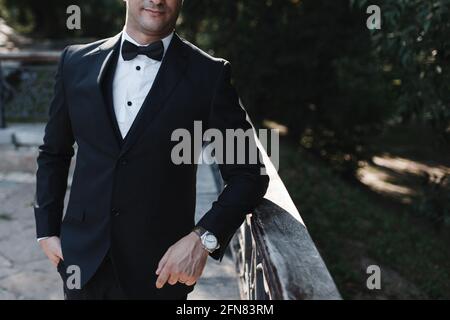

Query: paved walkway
<box><xmin>0</xmin><ymin>124</ymin><xmax>240</xmax><ymax>299</ymax></box>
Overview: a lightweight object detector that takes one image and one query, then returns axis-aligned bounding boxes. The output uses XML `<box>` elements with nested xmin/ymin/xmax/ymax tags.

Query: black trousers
<box><xmin>57</xmin><ymin>253</ymin><xmax>188</xmax><ymax>300</ymax></box>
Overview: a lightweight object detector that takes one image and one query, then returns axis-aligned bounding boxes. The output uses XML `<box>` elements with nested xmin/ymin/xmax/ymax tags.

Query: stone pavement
<box><xmin>0</xmin><ymin>124</ymin><xmax>240</xmax><ymax>300</ymax></box>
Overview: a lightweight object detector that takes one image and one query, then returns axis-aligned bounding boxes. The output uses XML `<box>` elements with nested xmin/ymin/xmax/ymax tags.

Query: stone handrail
<box><xmin>214</xmin><ymin>130</ymin><xmax>342</xmax><ymax>300</ymax></box>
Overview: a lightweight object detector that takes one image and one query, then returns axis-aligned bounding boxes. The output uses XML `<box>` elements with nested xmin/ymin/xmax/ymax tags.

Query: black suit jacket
<box><xmin>34</xmin><ymin>32</ymin><xmax>269</xmax><ymax>299</ymax></box>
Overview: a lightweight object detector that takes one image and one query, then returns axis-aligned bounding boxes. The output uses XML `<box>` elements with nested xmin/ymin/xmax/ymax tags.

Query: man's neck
<box><xmin>124</xmin><ymin>25</ymin><xmax>173</xmax><ymax>46</ymax></box>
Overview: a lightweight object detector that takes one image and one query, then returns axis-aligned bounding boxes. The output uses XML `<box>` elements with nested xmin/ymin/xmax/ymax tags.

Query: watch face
<box><xmin>204</xmin><ymin>234</ymin><xmax>218</xmax><ymax>250</ymax></box>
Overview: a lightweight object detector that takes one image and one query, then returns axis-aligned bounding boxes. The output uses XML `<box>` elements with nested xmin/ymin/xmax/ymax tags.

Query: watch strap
<box><xmin>192</xmin><ymin>226</ymin><xmax>220</xmax><ymax>253</ymax></box>
<box><xmin>192</xmin><ymin>225</ymin><xmax>207</xmax><ymax>238</ymax></box>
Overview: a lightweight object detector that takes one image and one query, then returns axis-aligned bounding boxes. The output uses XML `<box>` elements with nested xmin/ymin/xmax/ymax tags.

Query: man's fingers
<box><xmin>179</xmin><ymin>275</ymin><xmax>196</xmax><ymax>286</ymax></box>
<box><xmin>156</xmin><ymin>268</ymin><xmax>171</xmax><ymax>289</ymax></box>
<box><xmin>45</xmin><ymin>250</ymin><xmax>57</xmax><ymax>264</ymax></box>
<box><xmin>50</xmin><ymin>255</ymin><xmax>60</xmax><ymax>267</ymax></box>
<box><xmin>55</xmin><ymin>245</ymin><xmax>63</xmax><ymax>260</ymax></box>
<box><xmin>184</xmin><ymin>278</ymin><xmax>196</xmax><ymax>286</ymax></box>
<box><xmin>168</xmin><ymin>272</ymin><xmax>180</xmax><ymax>285</ymax></box>
<box><xmin>156</xmin><ymin>250</ymin><xmax>170</xmax><ymax>275</ymax></box>
<box><xmin>40</xmin><ymin>237</ymin><xmax>63</xmax><ymax>262</ymax></box>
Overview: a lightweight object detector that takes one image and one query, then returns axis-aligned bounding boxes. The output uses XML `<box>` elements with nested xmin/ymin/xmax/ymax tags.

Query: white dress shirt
<box><xmin>37</xmin><ymin>30</ymin><xmax>174</xmax><ymax>242</ymax></box>
<box><xmin>113</xmin><ymin>29</ymin><xmax>174</xmax><ymax>138</ymax></box>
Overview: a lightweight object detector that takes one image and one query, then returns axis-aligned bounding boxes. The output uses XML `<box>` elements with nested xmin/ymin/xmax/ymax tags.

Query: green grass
<box><xmin>278</xmin><ymin>141</ymin><xmax>450</xmax><ymax>299</ymax></box>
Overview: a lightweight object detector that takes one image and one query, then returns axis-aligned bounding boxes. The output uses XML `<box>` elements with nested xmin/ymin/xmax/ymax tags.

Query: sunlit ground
<box><xmin>357</xmin><ymin>154</ymin><xmax>450</xmax><ymax>204</ymax></box>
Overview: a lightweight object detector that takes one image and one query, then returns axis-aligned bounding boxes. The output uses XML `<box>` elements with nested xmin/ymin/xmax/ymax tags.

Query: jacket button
<box><xmin>111</xmin><ymin>208</ymin><xmax>120</xmax><ymax>217</ymax></box>
<box><xmin>119</xmin><ymin>158</ymin><xmax>128</xmax><ymax>166</ymax></box>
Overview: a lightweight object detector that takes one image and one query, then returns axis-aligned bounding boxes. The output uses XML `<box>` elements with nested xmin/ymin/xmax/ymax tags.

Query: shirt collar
<box><xmin>120</xmin><ymin>28</ymin><xmax>174</xmax><ymax>60</ymax></box>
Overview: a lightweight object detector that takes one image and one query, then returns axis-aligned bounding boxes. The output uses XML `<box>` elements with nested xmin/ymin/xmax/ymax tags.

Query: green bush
<box><xmin>353</xmin><ymin>0</ymin><xmax>450</xmax><ymax>144</ymax></box>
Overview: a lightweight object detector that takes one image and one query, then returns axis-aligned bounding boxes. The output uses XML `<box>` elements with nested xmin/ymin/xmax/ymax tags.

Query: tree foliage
<box><xmin>353</xmin><ymin>0</ymin><xmax>450</xmax><ymax>144</ymax></box>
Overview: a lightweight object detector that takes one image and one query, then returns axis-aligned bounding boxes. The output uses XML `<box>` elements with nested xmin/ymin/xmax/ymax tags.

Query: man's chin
<box><xmin>138</xmin><ymin>19</ymin><xmax>168</xmax><ymax>33</ymax></box>
<box><xmin>136</xmin><ymin>25</ymin><xmax>162</xmax><ymax>35</ymax></box>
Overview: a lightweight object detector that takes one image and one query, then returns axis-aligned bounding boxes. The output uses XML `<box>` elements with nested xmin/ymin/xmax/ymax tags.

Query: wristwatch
<box><xmin>192</xmin><ymin>226</ymin><xmax>220</xmax><ymax>253</ymax></box>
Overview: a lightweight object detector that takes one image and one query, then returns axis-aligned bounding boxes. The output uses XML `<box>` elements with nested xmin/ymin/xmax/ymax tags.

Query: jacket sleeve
<box><xmin>34</xmin><ymin>47</ymin><xmax>75</xmax><ymax>238</ymax></box>
<box><xmin>196</xmin><ymin>61</ymin><xmax>270</xmax><ymax>261</ymax></box>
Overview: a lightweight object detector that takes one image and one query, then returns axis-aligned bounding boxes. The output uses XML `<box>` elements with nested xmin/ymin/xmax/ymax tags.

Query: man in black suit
<box><xmin>34</xmin><ymin>0</ymin><xmax>268</xmax><ymax>300</ymax></box>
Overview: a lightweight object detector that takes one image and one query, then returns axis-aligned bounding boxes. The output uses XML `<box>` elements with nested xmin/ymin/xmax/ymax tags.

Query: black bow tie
<box><xmin>121</xmin><ymin>39</ymin><xmax>164</xmax><ymax>61</ymax></box>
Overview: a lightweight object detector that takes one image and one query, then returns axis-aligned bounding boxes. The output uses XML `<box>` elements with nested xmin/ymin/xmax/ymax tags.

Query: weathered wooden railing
<box><xmin>0</xmin><ymin>51</ymin><xmax>60</xmax><ymax>128</ymax></box>
<box><xmin>213</xmin><ymin>133</ymin><xmax>342</xmax><ymax>300</ymax></box>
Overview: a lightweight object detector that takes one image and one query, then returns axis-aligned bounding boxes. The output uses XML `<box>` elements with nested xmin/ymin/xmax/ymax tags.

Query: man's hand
<box><xmin>155</xmin><ymin>232</ymin><xmax>209</xmax><ymax>289</ymax></box>
<box><xmin>39</xmin><ymin>236</ymin><xmax>63</xmax><ymax>267</ymax></box>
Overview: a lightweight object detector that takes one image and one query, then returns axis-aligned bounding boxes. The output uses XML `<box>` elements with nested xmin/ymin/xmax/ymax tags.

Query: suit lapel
<box><xmin>118</xmin><ymin>33</ymin><xmax>189</xmax><ymax>157</ymax></box>
<box><xmin>100</xmin><ymin>42</ymin><xmax>124</xmax><ymax>147</ymax></box>
<box><xmin>82</xmin><ymin>33</ymin><xmax>123</xmax><ymax>156</ymax></box>
<box><xmin>96</xmin><ymin>33</ymin><xmax>122</xmax><ymax>85</ymax></box>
